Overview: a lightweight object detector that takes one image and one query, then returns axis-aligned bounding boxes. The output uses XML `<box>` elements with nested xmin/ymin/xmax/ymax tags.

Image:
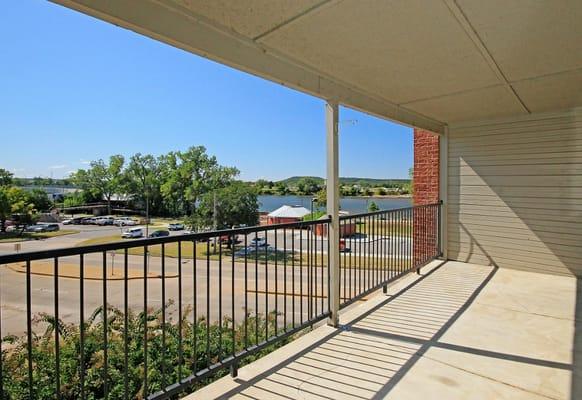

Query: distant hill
<box><xmin>278</xmin><ymin>176</ymin><xmax>324</xmax><ymax>185</ymax></box>
<box><xmin>278</xmin><ymin>176</ymin><xmax>409</xmax><ymax>186</ymax></box>
<box><xmin>14</xmin><ymin>177</ymin><xmax>76</xmax><ymax>187</ymax></box>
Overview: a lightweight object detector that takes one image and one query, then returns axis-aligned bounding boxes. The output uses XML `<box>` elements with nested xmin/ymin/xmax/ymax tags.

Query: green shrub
<box><xmin>1</xmin><ymin>303</ymin><xmax>290</xmax><ymax>399</ymax></box>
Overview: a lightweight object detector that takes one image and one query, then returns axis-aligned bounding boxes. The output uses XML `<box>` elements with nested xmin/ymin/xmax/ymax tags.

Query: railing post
<box><xmin>326</xmin><ymin>101</ymin><xmax>340</xmax><ymax>327</ymax></box>
<box><xmin>230</xmin><ymin>363</ymin><xmax>238</xmax><ymax>378</ymax></box>
<box><xmin>439</xmin><ymin>126</ymin><xmax>448</xmax><ymax>259</ymax></box>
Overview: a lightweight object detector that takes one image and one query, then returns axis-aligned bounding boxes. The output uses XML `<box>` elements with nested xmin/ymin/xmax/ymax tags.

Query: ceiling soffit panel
<box><xmin>457</xmin><ymin>0</ymin><xmax>582</xmax><ymax>81</ymax></box>
<box><xmin>165</xmin><ymin>0</ymin><xmax>324</xmax><ymax>39</ymax></box>
<box><xmin>259</xmin><ymin>0</ymin><xmax>502</xmax><ymax>104</ymax></box>
<box><xmin>51</xmin><ymin>0</ymin><xmax>445</xmax><ymax>132</ymax></box>
<box><xmin>403</xmin><ymin>85</ymin><xmax>527</xmax><ymax>123</ymax></box>
<box><xmin>512</xmin><ymin>69</ymin><xmax>582</xmax><ymax>113</ymax></box>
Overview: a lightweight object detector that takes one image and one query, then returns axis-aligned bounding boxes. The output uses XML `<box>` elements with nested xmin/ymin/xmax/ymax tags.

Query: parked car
<box><xmin>96</xmin><ymin>216</ymin><xmax>115</xmax><ymax>226</ymax></box>
<box><xmin>63</xmin><ymin>217</ymin><xmax>84</xmax><ymax>225</ymax></box>
<box><xmin>168</xmin><ymin>223</ymin><xmax>184</xmax><ymax>231</ymax></box>
<box><xmin>234</xmin><ymin>246</ymin><xmax>256</xmax><ymax>257</ymax></box>
<box><xmin>114</xmin><ymin>217</ymin><xmax>137</xmax><ymax>227</ymax></box>
<box><xmin>26</xmin><ymin>224</ymin><xmax>46</xmax><ymax>233</ymax></box>
<box><xmin>149</xmin><ymin>230</ymin><xmax>170</xmax><ymax>238</ymax></box>
<box><xmin>27</xmin><ymin>223</ymin><xmax>60</xmax><ymax>233</ymax></box>
<box><xmin>81</xmin><ymin>217</ymin><xmax>98</xmax><ymax>225</ymax></box>
<box><xmin>181</xmin><ymin>229</ymin><xmax>210</xmax><ymax>241</ymax></box>
<box><xmin>250</xmin><ymin>237</ymin><xmax>267</xmax><ymax>247</ymax></box>
<box><xmin>220</xmin><ymin>235</ymin><xmax>241</xmax><ymax>246</ymax></box>
<box><xmin>235</xmin><ymin>245</ymin><xmax>276</xmax><ymax>256</ymax></box>
<box><xmin>121</xmin><ymin>227</ymin><xmax>144</xmax><ymax>239</ymax></box>
<box><xmin>339</xmin><ymin>239</ymin><xmax>351</xmax><ymax>253</ymax></box>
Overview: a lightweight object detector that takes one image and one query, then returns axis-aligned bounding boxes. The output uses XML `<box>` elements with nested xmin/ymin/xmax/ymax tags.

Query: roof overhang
<box><xmin>51</xmin><ymin>0</ymin><xmax>582</xmax><ymax>134</ymax></box>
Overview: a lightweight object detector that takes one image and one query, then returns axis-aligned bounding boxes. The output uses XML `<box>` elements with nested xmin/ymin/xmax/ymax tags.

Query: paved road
<box><xmin>0</xmin><ymin>223</ymin><xmax>411</xmax><ymax>257</ymax></box>
<box><xmin>0</xmin><ymin>223</ymin><xmax>411</xmax><ymax>336</ymax></box>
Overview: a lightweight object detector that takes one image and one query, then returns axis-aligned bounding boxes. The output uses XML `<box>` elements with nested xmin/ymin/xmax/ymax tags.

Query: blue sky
<box><xmin>0</xmin><ymin>1</ymin><xmax>412</xmax><ymax>181</ymax></box>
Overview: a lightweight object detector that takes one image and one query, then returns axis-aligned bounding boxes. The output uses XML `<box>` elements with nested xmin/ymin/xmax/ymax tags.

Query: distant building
<box><xmin>314</xmin><ymin>211</ymin><xmax>357</xmax><ymax>237</ymax></box>
<box><xmin>267</xmin><ymin>205</ymin><xmax>310</xmax><ymax>224</ymax></box>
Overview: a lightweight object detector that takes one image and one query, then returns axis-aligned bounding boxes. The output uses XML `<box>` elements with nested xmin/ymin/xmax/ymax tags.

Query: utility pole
<box><xmin>145</xmin><ymin>191</ymin><xmax>150</xmax><ymax>237</ymax></box>
<box><xmin>213</xmin><ymin>191</ymin><xmax>218</xmax><ymax>252</ymax></box>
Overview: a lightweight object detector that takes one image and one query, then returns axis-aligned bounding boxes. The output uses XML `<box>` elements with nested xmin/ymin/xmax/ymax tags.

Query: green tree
<box><xmin>296</xmin><ymin>177</ymin><xmax>321</xmax><ymax>195</ymax></box>
<box><xmin>405</xmin><ymin>166</ymin><xmax>414</xmax><ymax>195</ymax></box>
<box><xmin>26</xmin><ymin>188</ymin><xmax>52</xmax><ymax>212</ymax></box>
<box><xmin>0</xmin><ymin>187</ymin><xmax>10</xmax><ymax>232</ymax></box>
<box><xmin>254</xmin><ymin>179</ymin><xmax>274</xmax><ymax>194</ymax></box>
<box><xmin>0</xmin><ymin>186</ymin><xmax>39</xmax><ymax>233</ymax></box>
<box><xmin>368</xmin><ymin>201</ymin><xmax>379</xmax><ymax>212</ymax></box>
<box><xmin>71</xmin><ymin>155</ymin><xmax>125</xmax><ymax>214</ymax></box>
<box><xmin>161</xmin><ymin>146</ymin><xmax>238</xmax><ymax>216</ymax></box>
<box><xmin>314</xmin><ymin>188</ymin><xmax>326</xmax><ymax>209</ymax></box>
<box><xmin>63</xmin><ymin>191</ymin><xmax>85</xmax><ymax>208</ymax></box>
<box><xmin>190</xmin><ymin>182</ymin><xmax>259</xmax><ymax>232</ymax></box>
<box><xmin>124</xmin><ymin>154</ymin><xmax>161</xmax><ymax>220</ymax></box>
<box><xmin>0</xmin><ymin>168</ymin><xmax>13</xmax><ymax>186</ymax></box>
<box><xmin>158</xmin><ymin>151</ymin><xmax>184</xmax><ymax>216</ymax></box>
<box><xmin>273</xmin><ymin>182</ymin><xmax>289</xmax><ymax>195</ymax></box>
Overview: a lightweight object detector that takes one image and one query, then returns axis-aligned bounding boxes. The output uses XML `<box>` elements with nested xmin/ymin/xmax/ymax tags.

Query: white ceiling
<box><xmin>53</xmin><ymin>0</ymin><xmax>582</xmax><ymax>132</ymax></box>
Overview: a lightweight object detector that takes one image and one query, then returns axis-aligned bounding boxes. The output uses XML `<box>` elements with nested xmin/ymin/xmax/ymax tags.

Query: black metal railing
<box><xmin>338</xmin><ymin>202</ymin><xmax>441</xmax><ymax>308</ymax></box>
<box><xmin>0</xmin><ymin>203</ymin><xmax>441</xmax><ymax>399</ymax></box>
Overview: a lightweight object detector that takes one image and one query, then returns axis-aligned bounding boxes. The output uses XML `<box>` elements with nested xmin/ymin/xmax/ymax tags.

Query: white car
<box><xmin>121</xmin><ymin>227</ymin><xmax>143</xmax><ymax>238</ymax></box>
<box><xmin>114</xmin><ymin>217</ymin><xmax>137</xmax><ymax>227</ymax></box>
<box><xmin>168</xmin><ymin>223</ymin><xmax>184</xmax><ymax>231</ymax></box>
<box><xmin>96</xmin><ymin>216</ymin><xmax>115</xmax><ymax>226</ymax></box>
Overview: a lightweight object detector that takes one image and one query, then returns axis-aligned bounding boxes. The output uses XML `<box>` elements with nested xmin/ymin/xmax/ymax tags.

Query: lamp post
<box><xmin>310</xmin><ymin>197</ymin><xmax>317</xmax><ymax>219</ymax></box>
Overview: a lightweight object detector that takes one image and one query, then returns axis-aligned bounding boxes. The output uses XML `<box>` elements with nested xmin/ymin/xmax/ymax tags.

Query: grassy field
<box><xmin>77</xmin><ymin>234</ymin><xmax>408</xmax><ymax>270</ymax></box>
<box><xmin>77</xmin><ymin>235</ymin><xmax>300</xmax><ymax>264</ymax></box>
<box><xmin>0</xmin><ymin>229</ymin><xmax>80</xmax><ymax>243</ymax></box>
<box><xmin>355</xmin><ymin>220</ymin><xmax>412</xmax><ymax>237</ymax></box>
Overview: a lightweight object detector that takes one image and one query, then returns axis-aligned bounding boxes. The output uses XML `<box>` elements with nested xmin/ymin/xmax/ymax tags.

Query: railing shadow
<box><xmin>204</xmin><ymin>261</ymin><xmax>575</xmax><ymax>399</ymax></box>
<box><xmin>203</xmin><ymin>262</ymin><xmax>496</xmax><ymax>399</ymax></box>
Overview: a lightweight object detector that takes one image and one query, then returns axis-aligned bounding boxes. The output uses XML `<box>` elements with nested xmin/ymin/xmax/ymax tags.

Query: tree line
<box><xmin>252</xmin><ymin>175</ymin><xmax>411</xmax><ymax>196</ymax></box>
<box><xmin>0</xmin><ymin>169</ymin><xmax>53</xmax><ymax>232</ymax></box>
<box><xmin>68</xmin><ymin>146</ymin><xmax>259</xmax><ymax>230</ymax></box>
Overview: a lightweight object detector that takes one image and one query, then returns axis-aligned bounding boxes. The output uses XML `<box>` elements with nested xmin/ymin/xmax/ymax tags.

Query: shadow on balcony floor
<box><xmin>188</xmin><ymin>261</ymin><xmax>578</xmax><ymax>400</ymax></box>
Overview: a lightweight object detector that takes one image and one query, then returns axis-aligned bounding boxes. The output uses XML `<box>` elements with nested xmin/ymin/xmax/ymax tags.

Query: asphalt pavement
<box><xmin>0</xmin><ymin>222</ymin><xmax>411</xmax><ymax>336</ymax></box>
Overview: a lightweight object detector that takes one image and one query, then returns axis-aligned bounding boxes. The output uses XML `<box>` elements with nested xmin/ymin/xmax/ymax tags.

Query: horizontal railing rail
<box><xmin>0</xmin><ymin>203</ymin><xmax>441</xmax><ymax>399</ymax></box>
<box><xmin>0</xmin><ymin>218</ymin><xmax>331</xmax><ymax>264</ymax></box>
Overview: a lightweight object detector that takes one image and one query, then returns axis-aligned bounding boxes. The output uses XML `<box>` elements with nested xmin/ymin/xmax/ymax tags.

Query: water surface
<box><xmin>258</xmin><ymin>195</ymin><xmax>411</xmax><ymax>214</ymax></box>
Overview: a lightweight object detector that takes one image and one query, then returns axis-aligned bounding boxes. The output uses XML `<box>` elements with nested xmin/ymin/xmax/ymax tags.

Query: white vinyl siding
<box><xmin>447</xmin><ymin>108</ymin><xmax>582</xmax><ymax>276</ymax></box>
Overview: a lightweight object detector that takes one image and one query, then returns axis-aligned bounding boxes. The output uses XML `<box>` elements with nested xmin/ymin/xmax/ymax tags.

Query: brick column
<box><xmin>413</xmin><ymin>128</ymin><xmax>440</xmax><ymax>265</ymax></box>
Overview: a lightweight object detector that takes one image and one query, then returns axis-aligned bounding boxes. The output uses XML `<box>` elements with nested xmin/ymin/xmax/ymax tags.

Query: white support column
<box><xmin>326</xmin><ymin>101</ymin><xmax>340</xmax><ymax>327</ymax></box>
<box><xmin>439</xmin><ymin>126</ymin><xmax>449</xmax><ymax>259</ymax></box>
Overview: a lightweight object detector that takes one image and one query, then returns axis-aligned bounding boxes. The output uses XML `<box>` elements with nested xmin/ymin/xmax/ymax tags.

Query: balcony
<box><xmin>189</xmin><ymin>260</ymin><xmax>578</xmax><ymax>399</ymax></box>
<box><xmin>2</xmin><ymin>201</ymin><xmax>578</xmax><ymax>399</ymax></box>
<box><xmin>0</xmin><ymin>204</ymin><xmax>441</xmax><ymax>399</ymax></box>
<box><xmin>4</xmin><ymin>1</ymin><xmax>582</xmax><ymax>398</ymax></box>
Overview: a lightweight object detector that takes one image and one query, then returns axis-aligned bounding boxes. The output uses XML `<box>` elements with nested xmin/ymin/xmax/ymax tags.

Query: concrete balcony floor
<box><xmin>187</xmin><ymin>260</ymin><xmax>581</xmax><ymax>400</ymax></box>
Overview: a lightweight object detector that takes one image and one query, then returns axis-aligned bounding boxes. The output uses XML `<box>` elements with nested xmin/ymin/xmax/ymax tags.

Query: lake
<box><xmin>258</xmin><ymin>195</ymin><xmax>411</xmax><ymax>214</ymax></box>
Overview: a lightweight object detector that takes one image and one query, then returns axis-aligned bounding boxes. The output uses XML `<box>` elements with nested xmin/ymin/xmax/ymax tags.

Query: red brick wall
<box><xmin>413</xmin><ymin>129</ymin><xmax>440</xmax><ymax>206</ymax></box>
<box><xmin>267</xmin><ymin>216</ymin><xmax>302</xmax><ymax>225</ymax></box>
<box><xmin>413</xmin><ymin>128</ymin><xmax>440</xmax><ymax>265</ymax></box>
